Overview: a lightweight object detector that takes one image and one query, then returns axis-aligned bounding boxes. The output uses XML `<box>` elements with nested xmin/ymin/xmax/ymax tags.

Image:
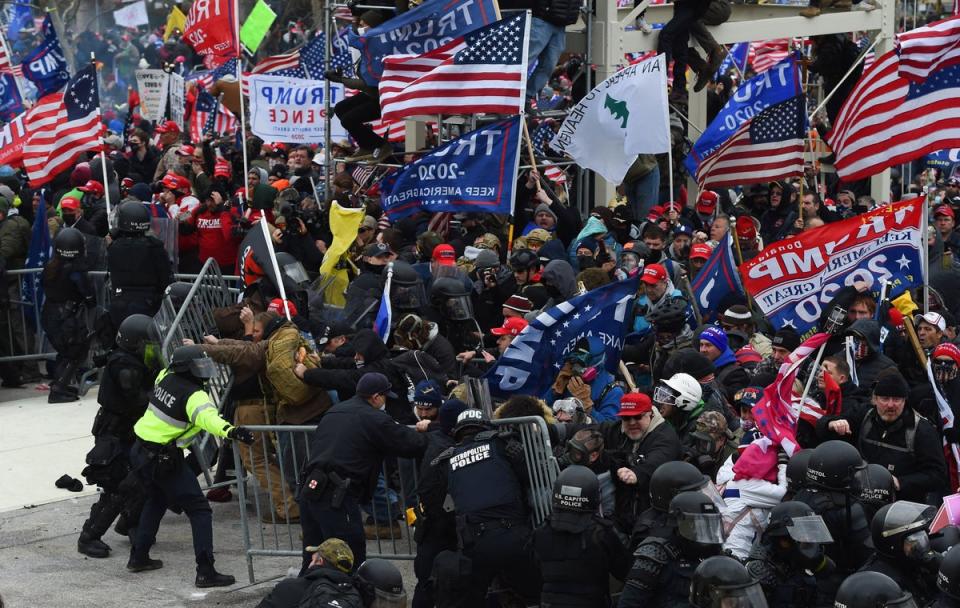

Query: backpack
<box><xmin>265</xmin><ymin>323</ymin><xmax>322</xmax><ymax>407</ymax></box>
<box><xmin>297</xmin><ymin>575</ymin><xmax>365</xmax><ymax>608</ymax></box>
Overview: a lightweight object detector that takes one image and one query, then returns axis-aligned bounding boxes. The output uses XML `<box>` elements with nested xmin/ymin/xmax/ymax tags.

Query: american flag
<box><xmin>750</xmin><ymin>39</ymin><xmax>791</xmax><ymax>74</ymax></box>
<box><xmin>829</xmin><ymin>52</ymin><xmax>960</xmax><ymax>182</ymax></box>
<box><xmin>329</xmin><ymin>28</ymin><xmax>355</xmax><ymax>77</ymax></box>
<box><xmin>897</xmin><ymin>16</ymin><xmax>960</xmax><ymax>82</ymax></box>
<box><xmin>752</xmin><ymin>332</ymin><xmax>830</xmax><ymax>456</ymax></box>
<box><xmin>0</xmin><ymin>38</ymin><xmax>22</xmax><ymax>78</ymax></box>
<box><xmin>530</xmin><ymin>120</ymin><xmax>556</xmax><ymax>156</ymax></box>
<box><xmin>189</xmin><ymin>89</ymin><xmax>236</xmax><ymax>143</ymax></box>
<box><xmin>351</xmin><ymin>164</ymin><xmax>375</xmax><ymax>188</ymax></box>
<box><xmin>798</xmin><ymin>369</ymin><xmax>842</xmax><ymax>425</ymax></box>
<box><xmin>695</xmin><ymin>95</ymin><xmax>807</xmax><ymax>188</ymax></box>
<box><xmin>541</xmin><ymin>160</ymin><xmax>567</xmax><ymax>185</ymax></box>
<box><xmin>369</xmin><ymin>116</ymin><xmax>437</xmax><ymax>143</ymax></box>
<box><xmin>192</xmin><ymin>57</ymin><xmax>240</xmax><ymax>90</ymax></box>
<box><xmin>378</xmin><ymin>13</ymin><xmax>530</xmax><ymax>122</ymax></box>
<box><xmin>23</xmin><ymin>64</ymin><xmax>103</xmax><ymax>187</ymax></box>
<box><xmin>259</xmin><ymin>34</ymin><xmax>327</xmax><ymax>79</ymax></box>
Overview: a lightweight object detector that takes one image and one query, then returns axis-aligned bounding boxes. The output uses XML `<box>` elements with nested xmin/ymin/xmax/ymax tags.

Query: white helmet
<box><xmin>654</xmin><ymin>373</ymin><xmax>703</xmax><ymax>411</ymax></box>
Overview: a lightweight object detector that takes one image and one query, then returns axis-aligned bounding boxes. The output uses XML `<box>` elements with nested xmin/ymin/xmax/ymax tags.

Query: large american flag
<box><xmin>23</xmin><ymin>64</ymin><xmax>103</xmax><ymax>187</ymax></box>
<box><xmin>898</xmin><ymin>16</ymin><xmax>960</xmax><ymax>82</ymax></box>
<box><xmin>750</xmin><ymin>39</ymin><xmax>791</xmax><ymax>74</ymax></box>
<box><xmin>829</xmin><ymin>51</ymin><xmax>960</xmax><ymax>181</ymax></box>
<box><xmin>254</xmin><ymin>34</ymin><xmax>328</xmax><ymax>79</ymax></box>
<box><xmin>695</xmin><ymin>95</ymin><xmax>807</xmax><ymax>188</ymax></box>
<box><xmin>192</xmin><ymin>57</ymin><xmax>240</xmax><ymax>90</ymax></box>
<box><xmin>189</xmin><ymin>89</ymin><xmax>237</xmax><ymax>143</ymax></box>
<box><xmin>378</xmin><ymin>13</ymin><xmax>529</xmax><ymax>122</ymax></box>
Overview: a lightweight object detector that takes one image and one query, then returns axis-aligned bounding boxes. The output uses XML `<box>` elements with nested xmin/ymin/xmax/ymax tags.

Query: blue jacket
<box><xmin>543</xmin><ymin>368</ymin><xmax>623</xmax><ymax>422</ymax></box>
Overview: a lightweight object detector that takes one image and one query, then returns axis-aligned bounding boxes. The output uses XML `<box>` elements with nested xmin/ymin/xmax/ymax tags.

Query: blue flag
<box><xmin>381</xmin><ymin>117</ymin><xmax>522</xmax><ymax>221</ymax></box>
<box><xmin>356</xmin><ymin>0</ymin><xmax>499</xmax><ymax>86</ymax></box>
<box><xmin>0</xmin><ymin>73</ymin><xmax>23</xmax><ymax>121</ymax></box>
<box><xmin>485</xmin><ymin>277</ymin><xmax>640</xmax><ymax>398</ymax></box>
<box><xmin>21</xmin><ymin>198</ymin><xmax>50</xmax><ymax>329</ymax></box>
<box><xmin>715</xmin><ymin>42</ymin><xmax>748</xmax><ymax>80</ymax></box>
<box><xmin>685</xmin><ymin>52</ymin><xmax>800</xmax><ymax>177</ymax></box>
<box><xmin>374</xmin><ymin>264</ymin><xmax>392</xmax><ymax>342</ymax></box>
<box><xmin>7</xmin><ymin>3</ymin><xmax>31</xmax><ymax>40</ymax></box>
<box><xmin>691</xmin><ymin>234</ymin><xmax>744</xmax><ymax>324</ymax></box>
<box><xmin>20</xmin><ymin>14</ymin><xmax>69</xmax><ymax>97</ymax></box>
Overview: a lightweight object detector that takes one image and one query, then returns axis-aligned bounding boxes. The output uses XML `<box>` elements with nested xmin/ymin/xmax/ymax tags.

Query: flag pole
<box><xmin>798</xmin><ymin>346</ymin><xmax>827</xmax><ymax>419</ymax></box>
<box><xmin>91</xmin><ymin>52</ymin><xmax>113</xmax><ymax>222</ymax></box>
<box><xmin>259</xmin><ymin>216</ymin><xmax>291</xmax><ymax>321</ymax></box>
<box><xmin>520</xmin><ymin>116</ymin><xmax>544</xmax><ymax>194</ymax></box>
<box><xmin>234</xmin><ymin>0</ymin><xmax>250</xmax><ymax>201</ymax></box>
<box><xmin>923</xmin><ymin>191</ymin><xmax>930</xmax><ymax>314</ymax></box>
<box><xmin>729</xmin><ymin>219</ymin><xmax>754</xmax><ymax>314</ymax></box>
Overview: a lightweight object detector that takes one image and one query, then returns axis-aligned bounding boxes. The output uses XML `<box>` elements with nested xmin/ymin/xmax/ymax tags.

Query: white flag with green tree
<box><xmin>551</xmin><ymin>54</ymin><xmax>670</xmax><ymax>184</ymax></box>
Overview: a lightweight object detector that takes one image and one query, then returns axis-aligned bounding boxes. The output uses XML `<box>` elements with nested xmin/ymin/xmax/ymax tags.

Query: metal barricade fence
<box><xmin>491</xmin><ymin>416</ymin><xmax>561</xmax><ymax>527</ymax></box>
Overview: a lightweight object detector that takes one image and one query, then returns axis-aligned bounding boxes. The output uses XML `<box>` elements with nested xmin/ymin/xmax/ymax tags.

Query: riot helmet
<box><xmin>931</xmin><ymin>525</ymin><xmax>960</xmax><ymax>555</ymax></box>
<box><xmin>805</xmin><ymin>440</ymin><xmax>865</xmax><ymax>491</ymax></box>
<box><xmin>857</xmin><ymin>463</ymin><xmax>897</xmax><ymax>511</ymax></box>
<box><xmin>649</xmin><ymin>461</ymin><xmax>710</xmax><ymax>512</ymax></box>
<box><xmin>451</xmin><ymin>408</ymin><xmax>490</xmax><ymax>440</ymax></box>
<box><xmin>833</xmin><ymin>571</ymin><xmax>917</xmax><ymax>608</ymax></box>
<box><xmin>168</xmin><ymin>344</ymin><xmax>218</xmax><ymax>380</ymax></box>
<box><xmin>430</xmin><ymin>277</ymin><xmax>473</xmax><ymax>321</ymax></box>
<box><xmin>764</xmin><ymin>501</ymin><xmax>833</xmax><ymax>569</ymax></box>
<box><xmin>871</xmin><ymin>501</ymin><xmax>936</xmax><ymax>561</ymax></box>
<box><xmin>550</xmin><ymin>465</ymin><xmax>599</xmax><ymax>532</ymax></box>
<box><xmin>509</xmin><ymin>248</ymin><xmax>540</xmax><ymax>272</ymax></box>
<box><xmin>786</xmin><ymin>449</ymin><xmax>813</xmax><ymax>494</ymax></box>
<box><xmin>117</xmin><ymin>201</ymin><xmax>151</xmax><ymax>234</ymax></box>
<box><xmin>357</xmin><ymin>558</ymin><xmax>407</xmax><ymax>608</ymax></box>
<box><xmin>654</xmin><ymin>373</ymin><xmax>703</xmax><ymax>412</ymax></box>
<box><xmin>670</xmin><ymin>491</ymin><xmax>724</xmax><ymax>558</ymax></box>
<box><xmin>938</xmin><ymin>545</ymin><xmax>960</xmax><ymax>600</ymax></box>
<box><xmin>690</xmin><ymin>555</ymin><xmax>768</xmax><ymax>608</ymax></box>
<box><xmin>54</xmin><ymin>227</ymin><xmax>85</xmax><ymax>259</ymax></box>
<box><xmin>275</xmin><ymin>252</ymin><xmax>310</xmax><ymax>288</ymax></box>
<box><xmin>163</xmin><ymin>282</ymin><xmax>194</xmax><ymax>309</ymax></box>
<box><xmin>116</xmin><ymin>314</ymin><xmax>160</xmax><ymax>356</ymax></box>
<box><xmin>390</xmin><ymin>261</ymin><xmax>427</xmax><ymax>312</ymax></box>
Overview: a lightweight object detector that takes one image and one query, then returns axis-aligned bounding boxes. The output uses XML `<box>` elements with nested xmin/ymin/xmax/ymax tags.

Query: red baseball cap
<box><xmin>696</xmin><ymin>190</ymin><xmax>719</xmax><ymax>214</ymax></box>
<box><xmin>736</xmin><ymin>219</ymin><xmax>758</xmax><ymax>239</ymax></box>
<box><xmin>491</xmin><ymin>316</ymin><xmax>528</xmax><ymax>336</ymax></box>
<box><xmin>267</xmin><ymin>298</ymin><xmax>298</xmax><ymax>317</ymax></box>
<box><xmin>78</xmin><ymin>180</ymin><xmax>105</xmax><ymax>196</ymax></box>
<box><xmin>935</xmin><ymin>205</ymin><xmax>955</xmax><ymax>219</ymax></box>
<box><xmin>663</xmin><ymin>201</ymin><xmax>682</xmax><ymax>213</ymax></box>
<box><xmin>214</xmin><ymin>158</ymin><xmax>231</xmax><ymax>178</ymax></box>
<box><xmin>160</xmin><ymin>172</ymin><xmax>191</xmax><ymax>193</ymax></box>
<box><xmin>60</xmin><ymin>196</ymin><xmax>81</xmax><ymax>211</ymax></box>
<box><xmin>646</xmin><ymin>205</ymin><xmax>665</xmax><ymax>222</ymax></box>
<box><xmin>432</xmin><ymin>244</ymin><xmax>456</xmax><ymax>266</ymax></box>
<box><xmin>175</xmin><ymin>144</ymin><xmax>196</xmax><ymax>156</ymax></box>
<box><xmin>154</xmin><ymin>120</ymin><xmax>181</xmax><ymax>134</ymax></box>
<box><xmin>690</xmin><ymin>243</ymin><xmax>713</xmax><ymax>260</ymax></box>
<box><xmin>617</xmin><ymin>392</ymin><xmax>652</xmax><ymax>416</ymax></box>
<box><xmin>641</xmin><ymin>263</ymin><xmax>667</xmax><ymax>285</ymax></box>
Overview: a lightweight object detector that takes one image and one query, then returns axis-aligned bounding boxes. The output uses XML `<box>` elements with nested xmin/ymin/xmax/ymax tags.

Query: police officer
<box><xmin>299</xmin><ymin>372</ymin><xmax>428</xmax><ymax>574</ymax></box>
<box><xmin>857</xmin><ymin>463</ymin><xmax>897</xmax><ymax>524</ymax></box>
<box><xmin>834</xmin><ymin>571</ymin><xmax>916</xmax><ymax>608</ymax></box>
<box><xmin>128</xmin><ymin>345</ymin><xmax>254</xmax><ymax>587</ymax></box>
<box><xmin>934</xmin><ymin>546</ymin><xmax>960</xmax><ymax>608</ymax></box>
<box><xmin>795</xmin><ymin>440</ymin><xmax>873</xmax><ymax>598</ymax></box>
<box><xmin>107</xmin><ymin>201</ymin><xmax>173</xmax><ymax>331</ymax></box>
<box><xmin>532</xmin><ymin>465</ymin><xmax>630</xmax><ymax>608</ymax></box>
<box><xmin>690</xmin><ymin>555</ymin><xmax>769</xmax><ymax>608</ymax></box>
<box><xmin>619</xmin><ymin>491</ymin><xmax>725</xmax><ymax>608</ymax></box>
<box><xmin>745</xmin><ymin>501</ymin><xmax>835</xmax><ymax>608</ymax></box>
<box><xmin>433</xmin><ymin>409</ymin><xmax>541</xmax><ymax>608</ymax></box>
<box><xmin>42</xmin><ymin>227</ymin><xmax>95</xmax><ymax>403</ymax></box>
<box><xmin>78</xmin><ymin>314</ymin><xmax>161</xmax><ymax>558</ymax></box>
<box><xmin>784</xmin><ymin>449</ymin><xmax>813</xmax><ymax>501</ymax></box>
<box><xmin>860</xmin><ymin>501</ymin><xmax>941</xmax><ymax>605</ymax></box>
<box><xmin>630</xmin><ymin>460</ymin><xmax>712</xmax><ymax>549</ymax></box>
<box><xmin>357</xmin><ymin>558</ymin><xmax>408</xmax><ymax>608</ymax></box>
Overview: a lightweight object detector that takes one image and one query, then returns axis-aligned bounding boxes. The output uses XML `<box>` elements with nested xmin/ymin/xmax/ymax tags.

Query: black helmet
<box><xmin>871</xmin><ymin>500</ymin><xmax>936</xmax><ymax>560</ymax></box>
<box><xmin>168</xmin><ymin>344</ymin><xmax>218</xmax><ymax>379</ymax></box>
<box><xmin>118</xmin><ymin>201</ymin><xmax>151</xmax><ymax>233</ymax></box>
<box><xmin>857</xmin><ymin>463</ymin><xmax>896</xmax><ymax>507</ymax></box>
<box><xmin>164</xmin><ymin>282</ymin><xmax>194</xmax><ymax>309</ymax></box>
<box><xmin>552</xmin><ymin>465</ymin><xmax>599</xmax><ymax>514</ymax></box>
<box><xmin>764</xmin><ymin>501</ymin><xmax>833</xmax><ymax>569</ymax></box>
<box><xmin>430</xmin><ymin>277</ymin><xmax>473</xmax><ymax>321</ymax></box>
<box><xmin>834</xmin><ymin>571</ymin><xmax>916</xmax><ymax>608</ymax></box>
<box><xmin>275</xmin><ymin>252</ymin><xmax>310</xmax><ymax>288</ymax></box>
<box><xmin>931</xmin><ymin>525</ymin><xmax>960</xmax><ymax>554</ymax></box>
<box><xmin>116</xmin><ymin>314</ymin><xmax>159</xmax><ymax>354</ymax></box>
<box><xmin>938</xmin><ymin>545</ymin><xmax>960</xmax><ymax>600</ymax></box>
<box><xmin>690</xmin><ymin>556</ymin><xmax>768</xmax><ymax>608</ymax></box>
<box><xmin>646</xmin><ymin>298</ymin><xmax>688</xmax><ymax>334</ymax></box>
<box><xmin>649</xmin><ymin>461</ymin><xmax>709</xmax><ymax>512</ymax></box>
<box><xmin>54</xmin><ymin>227</ymin><xmax>85</xmax><ymax>259</ymax></box>
<box><xmin>805</xmin><ymin>440</ymin><xmax>865</xmax><ymax>491</ymax></box>
<box><xmin>452</xmin><ymin>408</ymin><xmax>489</xmax><ymax>439</ymax></box>
<box><xmin>390</xmin><ymin>261</ymin><xmax>426</xmax><ymax>312</ymax></box>
<box><xmin>357</xmin><ymin>558</ymin><xmax>406</xmax><ymax>608</ymax></box>
<box><xmin>786</xmin><ymin>449</ymin><xmax>813</xmax><ymax>494</ymax></box>
<box><xmin>509</xmin><ymin>248</ymin><xmax>540</xmax><ymax>271</ymax></box>
<box><xmin>670</xmin><ymin>491</ymin><xmax>724</xmax><ymax>555</ymax></box>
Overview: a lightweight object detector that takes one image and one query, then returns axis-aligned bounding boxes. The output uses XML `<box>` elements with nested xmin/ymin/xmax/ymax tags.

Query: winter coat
<box><xmin>716</xmin><ymin>459</ymin><xmax>788</xmax><ymax>559</ymax></box>
<box><xmin>264</xmin><ymin>321</ymin><xmax>332</xmax><ymax>424</ymax></box>
<box><xmin>542</xmin><ymin>259</ymin><xmax>578</xmax><ymax>301</ymax></box>
<box><xmin>543</xmin><ymin>367</ymin><xmax>624</xmax><ymax>422</ymax></box>
<box><xmin>188</xmin><ymin>207</ymin><xmax>240</xmax><ymax>268</ymax></box>
<box><xmin>847</xmin><ymin>319</ymin><xmax>897</xmax><ymax>388</ymax></box>
<box><xmin>0</xmin><ymin>212</ymin><xmax>30</xmax><ymax>271</ymax></box>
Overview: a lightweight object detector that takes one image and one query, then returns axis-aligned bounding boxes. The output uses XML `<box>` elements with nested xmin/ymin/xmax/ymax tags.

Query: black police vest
<box><xmin>148</xmin><ymin>371</ymin><xmax>200</xmax><ymax>429</ymax></box>
<box><xmin>42</xmin><ymin>261</ymin><xmax>86</xmax><ymax>304</ymax></box>
<box><xmin>446</xmin><ymin>433</ymin><xmax>525</xmax><ymax>521</ymax></box>
<box><xmin>98</xmin><ymin>350</ymin><xmax>149</xmax><ymax>418</ymax></box>
<box><xmin>108</xmin><ymin>236</ymin><xmax>166</xmax><ymax>290</ymax></box>
<box><xmin>534</xmin><ymin>522</ymin><xmax>610</xmax><ymax>607</ymax></box>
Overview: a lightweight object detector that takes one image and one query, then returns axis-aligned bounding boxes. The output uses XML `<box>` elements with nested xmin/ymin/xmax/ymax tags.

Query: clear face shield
<box><xmin>371</xmin><ymin>588</ymin><xmax>408</xmax><ymax>608</ymax></box>
<box><xmin>392</xmin><ymin>281</ymin><xmax>426</xmax><ymax>311</ymax></box>
<box><xmin>444</xmin><ymin>295</ymin><xmax>474</xmax><ymax>321</ymax></box>
<box><xmin>282</xmin><ymin>260</ymin><xmax>310</xmax><ymax>287</ymax></box>
<box><xmin>188</xmin><ymin>357</ymin><xmax>218</xmax><ymax>379</ymax></box>
<box><xmin>677</xmin><ymin>512</ymin><xmax>725</xmax><ymax>544</ymax></box>
<box><xmin>708</xmin><ymin>582</ymin><xmax>770</xmax><ymax>608</ymax></box>
<box><xmin>653</xmin><ymin>383</ymin><xmax>679</xmax><ymax>408</ymax></box>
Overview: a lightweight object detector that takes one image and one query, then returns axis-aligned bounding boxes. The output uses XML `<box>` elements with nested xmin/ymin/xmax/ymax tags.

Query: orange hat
<box><xmin>491</xmin><ymin>316</ymin><xmax>528</xmax><ymax>336</ymax></box>
<box><xmin>271</xmin><ymin>179</ymin><xmax>291</xmax><ymax>191</ymax></box>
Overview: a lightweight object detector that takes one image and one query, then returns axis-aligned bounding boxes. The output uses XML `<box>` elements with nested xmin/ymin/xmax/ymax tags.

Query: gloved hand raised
<box><xmin>228</xmin><ymin>426</ymin><xmax>256</xmax><ymax>445</ymax></box>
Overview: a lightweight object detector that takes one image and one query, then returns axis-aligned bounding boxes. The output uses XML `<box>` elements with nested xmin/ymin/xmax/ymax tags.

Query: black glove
<box><xmin>323</xmin><ymin>70</ymin><xmax>344</xmax><ymax>83</ymax></box>
<box><xmin>228</xmin><ymin>426</ymin><xmax>255</xmax><ymax>445</ymax></box>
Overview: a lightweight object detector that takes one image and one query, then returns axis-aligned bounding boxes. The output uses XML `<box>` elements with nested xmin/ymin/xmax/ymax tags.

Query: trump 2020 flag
<box><xmin>20</xmin><ymin>14</ymin><xmax>69</xmax><ymax>97</ymax></box>
<box><xmin>486</xmin><ymin>276</ymin><xmax>640</xmax><ymax>398</ymax></box>
<box><xmin>374</xmin><ymin>264</ymin><xmax>393</xmax><ymax>342</ymax></box>
<box><xmin>716</xmin><ymin>42</ymin><xmax>749</xmax><ymax>79</ymax></box>
<box><xmin>381</xmin><ymin>117</ymin><xmax>522</xmax><ymax>220</ymax></box>
<box><xmin>691</xmin><ymin>234</ymin><xmax>744</xmax><ymax>323</ymax></box>
<box><xmin>741</xmin><ymin>198</ymin><xmax>924</xmax><ymax>335</ymax></box>
<box><xmin>550</xmin><ymin>54</ymin><xmax>669</xmax><ymax>184</ymax></box>
<box><xmin>685</xmin><ymin>53</ymin><xmax>801</xmax><ymax>177</ymax></box>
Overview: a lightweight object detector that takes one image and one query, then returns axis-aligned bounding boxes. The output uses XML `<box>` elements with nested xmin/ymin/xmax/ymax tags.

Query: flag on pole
<box><xmin>183</xmin><ymin>0</ymin><xmax>238</xmax><ymax>59</ymax></box>
<box><xmin>927</xmin><ymin>359</ymin><xmax>960</xmax><ymax>490</ymax></box>
<box><xmin>897</xmin><ymin>16</ymin><xmax>960</xmax><ymax>82</ymax></box>
<box><xmin>378</xmin><ymin>13</ymin><xmax>531</xmax><ymax>122</ymax></box>
<box><xmin>750</xmin><ymin>39</ymin><xmax>791</xmax><ymax>74</ymax></box>
<box><xmin>550</xmin><ymin>54</ymin><xmax>670</xmax><ymax>184</ymax></box>
<box><xmin>716</xmin><ymin>42</ymin><xmax>749</xmax><ymax>79</ymax></box>
<box><xmin>20</xmin><ymin>14</ymin><xmax>70</xmax><ymax>97</ymax></box>
<box><xmin>752</xmin><ymin>332</ymin><xmax>830</xmax><ymax>455</ymax></box>
<box><xmin>20</xmin><ymin>192</ymin><xmax>50</xmax><ymax>330</ymax></box>
<box><xmin>7</xmin><ymin>3</ymin><xmax>32</xmax><ymax>40</ymax></box>
<box><xmin>240</xmin><ymin>0</ymin><xmax>277</xmax><ymax>54</ymax></box>
<box><xmin>829</xmin><ymin>53</ymin><xmax>960</xmax><ymax>182</ymax></box>
<box><xmin>694</xmin><ymin>95</ymin><xmax>807</xmax><ymax>188</ymax></box>
<box><xmin>190</xmin><ymin>88</ymin><xmax>236</xmax><ymax>142</ymax></box>
<box><xmin>374</xmin><ymin>264</ymin><xmax>393</xmax><ymax>342</ymax></box>
<box><xmin>0</xmin><ymin>33</ymin><xmax>23</xmax><ymax>78</ymax></box>
<box><xmin>690</xmin><ymin>234</ymin><xmax>744</xmax><ymax>323</ymax></box>
<box><xmin>798</xmin><ymin>369</ymin><xmax>842</xmax><ymax>425</ymax></box>
<box><xmin>164</xmin><ymin>5</ymin><xmax>187</xmax><ymax>40</ymax></box>
<box><xmin>23</xmin><ymin>64</ymin><xmax>103</xmax><ymax>187</ymax></box>
<box><xmin>251</xmin><ymin>35</ymin><xmax>327</xmax><ymax>79</ymax></box>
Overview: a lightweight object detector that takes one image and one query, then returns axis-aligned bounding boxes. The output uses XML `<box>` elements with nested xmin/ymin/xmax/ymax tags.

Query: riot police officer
<box><xmin>690</xmin><ymin>555</ymin><xmax>769</xmax><ymax>608</ymax></box>
<box><xmin>745</xmin><ymin>501</ymin><xmax>835</xmax><ymax>607</ymax></box>
<box><xmin>433</xmin><ymin>409</ymin><xmax>541</xmax><ymax>608</ymax></box>
<box><xmin>834</xmin><ymin>571</ymin><xmax>916</xmax><ymax>608</ymax></box>
<box><xmin>934</xmin><ymin>546</ymin><xmax>960</xmax><ymax>608</ymax></box>
<box><xmin>107</xmin><ymin>201</ymin><xmax>173</xmax><ymax>331</ymax></box>
<box><xmin>630</xmin><ymin>460</ymin><xmax>712</xmax><ymax>549</ymax></box>
<box><xmin>619</xmin><ymin>491</ymin><xmax>725</xmax><ymax>608</ymax></box>
<box><xmin>860</xmin><ymin>501</ymin><xmax>940</xmax><ymax>605</ymax></box>
<box><xmin>357</xmin><ymin>558</ymin><xmax>408</xmax><ymax>608</ymax></box>
<box><xmin>532</xmin><ymin>465</ymin><xmax>630</xmax><ymax>608</ymax></box>
<box><xmin>42</xmin><ymin>227</ymin><xmax>95</xmax><ymax>403</ymax></box>
<box><xmin>857</xmin><ymin>463</ymin><xmax>897</xmax><ymax>524</ymax></box>
<box><xmin>128</xmin><ymin>345</ymin><xmax>255</xmax><ymax>587</ymax></box>
<box><xmin>429</xmin><ymin>278</ymin><xmax>479</xmax><ymax>353</ymax></box>
<box><xmin>78</xmin><ymin>314</ymin><xmax>161</xmax><ymax>558</ymax></box>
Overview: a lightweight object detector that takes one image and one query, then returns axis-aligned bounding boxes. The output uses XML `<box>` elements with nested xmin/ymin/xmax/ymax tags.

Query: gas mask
<box><xmin>620</xmin><ymin>253</ymin><xmax>641</xmax><ymax>274</ymax></box>
<box><xmin>790</xmin><ymin>540</ymin><xmax>826</xmax><ymax>570</ymax></box>
<box><xmin>355</xmin><ymin>358</ymin><xmax>365</xmax><ymax>368</ymax></box>
<box><xmin>934</xmin><ymin>359</ymin><xmax>958</xmax><ymax>386</ymax></box>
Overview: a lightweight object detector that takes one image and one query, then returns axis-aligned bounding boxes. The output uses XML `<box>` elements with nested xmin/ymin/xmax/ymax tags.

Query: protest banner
<box><xmin>381</xmin><ymin>117</ymin><xmax>522</xmax><ymax>220</ymax></box>
<box><xmin>168</xmin><ymin>72</ymin><xmax>185</xmax><ymax>130</ymax></box>
<box><xmin>0</xmin><ymin>110</ymin><xmax>28</xmax><ymax>167</ymax></box>
<box><xmin>135</xmin><ymin>69</ymin><xmax>169</xmax><ymax>121</ymax></box>
<box><xmin>741</xmin><ymin>199</ymin><xmax>924</xmax><ymax>335</ymax></box>
<box><xmin>248</xmin><ymin>74</ymin><xmax>347</xmax><ymax>143</ymax></box>
<box><xmin>113</xmin><ymin>0</ymin><xmax>149</xmax><ymax>28</ymax></box>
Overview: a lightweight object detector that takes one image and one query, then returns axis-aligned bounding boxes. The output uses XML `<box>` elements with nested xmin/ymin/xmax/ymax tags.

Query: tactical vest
<box><xmin>446</xmin><ymin>432</ymin><xmax>525</xmax><ymax>521</ymax></box>
<box><xmin>147</xmin><ymin>371</ymin><xmax>200</xmax><ymax>432</ymax></box>
<box><xmin>535</xmin><ymin>521</ymin><xmax>611</xmax><ymax>607</ymax></box>
<box><xmin>108</xmin><ymin>236</ymin><xmax>166</xmax><ymax>290</ymax></box>
<box><xmin>859</xmin><ymin>411</ymin><xmax>918</xmax><ymax>465</ymax></box>
<box><xmin>98</xmin><ymin>350</ymin><xmax>148</xmax><ymax>417</ymax></box>
<box><xmin>43</xmin><ymin>262</ymin><xmax>85</xmax><ymax>304</ymax></box>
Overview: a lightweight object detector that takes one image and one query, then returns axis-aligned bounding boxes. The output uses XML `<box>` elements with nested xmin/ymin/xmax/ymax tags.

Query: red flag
<box><xmin>799</xmin><ymin>369</ymin><xmax>843</xmax><ymax>425</ymax></box>
<box><xmin>183</xmin><ymin>0</ymin><xmax>238</xmax><ymax>60</ymax></box>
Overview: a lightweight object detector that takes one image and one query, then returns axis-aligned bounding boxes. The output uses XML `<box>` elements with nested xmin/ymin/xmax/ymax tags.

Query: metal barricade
<box><xmin>491</xmin><ymin>416</ymin><xmax>561</xmax><ymax>527</ymax></box>
<box><xmin>1</xmin><ymin>268</ymin><xmax>55</xmax><ymax>367</ymax></box>
<box><xmin>233</xmin><ymin>424</ymin><xmax>420</xmax><ymax>583</ymax></box>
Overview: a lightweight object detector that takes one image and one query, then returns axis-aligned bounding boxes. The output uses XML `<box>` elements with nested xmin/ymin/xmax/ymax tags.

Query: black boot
<box><xmin>195</xmin><ymin>553</ymin><xmax>235</xmax><ymax>588</ymax></box>
<box><xmin>78</xmin><ymin>532</ymin><xmax>111</xmax><ymax>558</ymax></box>
<box><xmin>127</xmin><ymin>547</ymin><xmax>163</xmax><ymax>572</ymax></box>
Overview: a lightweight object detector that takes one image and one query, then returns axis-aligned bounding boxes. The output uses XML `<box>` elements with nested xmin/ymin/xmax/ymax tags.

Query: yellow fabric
<box><xmin>164</xmin><ymin>6</ymin><xmax>187</xmax><ymax>41</ymax></box>
<box><xmin>892</xmin><ymin>291</ymin><xmax>919</xmax><ymax>317</ymax></box>
<box><xmin>134</xmin><ymin>369</ymin><xmax>233</xmax><ymax>446</ymax></box>
<box><xmin>319</xmin><ymin>201</ymin><xmax>364</xmax><ymax>307</ymax></box>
